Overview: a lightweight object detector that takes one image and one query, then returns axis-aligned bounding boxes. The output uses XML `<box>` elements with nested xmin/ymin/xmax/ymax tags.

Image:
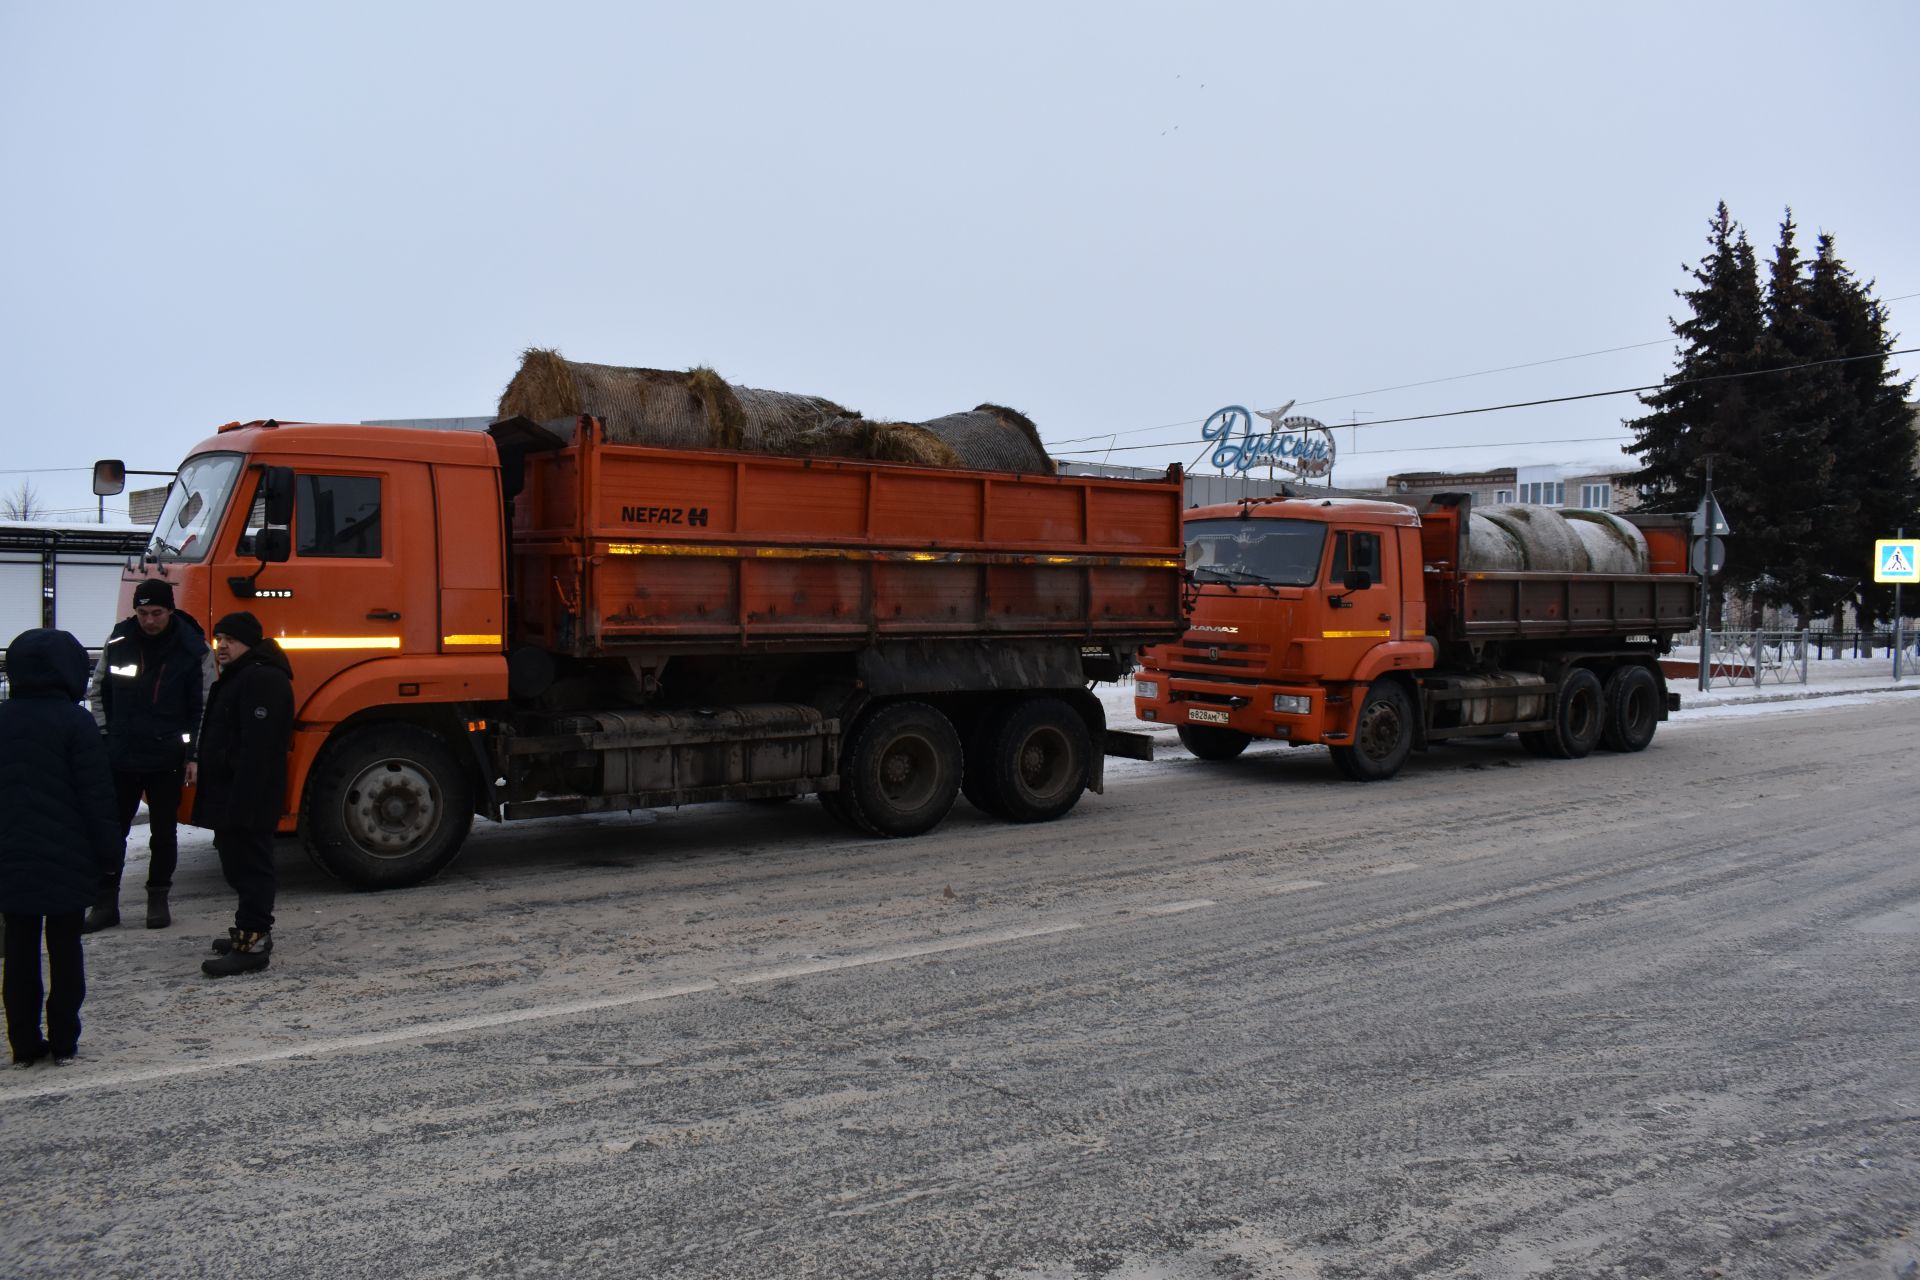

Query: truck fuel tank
<box><xmin>1429</xmin><ymin>672</ymin><xmax>1548</xmax><ymax>728</ymax></box>
<box><xmin>538</xmin><ymin>703</ymin><xmax>835</xmax><ymax>797</ymax></box>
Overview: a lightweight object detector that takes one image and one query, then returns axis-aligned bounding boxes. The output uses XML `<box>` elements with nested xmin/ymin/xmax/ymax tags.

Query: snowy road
<box><xmin>3</xmin><ymin>689</ymin><xmax>1917</xmax><ymax>1278</ymax></box>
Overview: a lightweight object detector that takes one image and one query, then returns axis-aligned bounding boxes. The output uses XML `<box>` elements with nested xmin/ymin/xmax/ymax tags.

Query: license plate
<box><xmin>1187</xmin><ymin>707</ymin><xmax>1231</xmax><ymax>725</ymax></box>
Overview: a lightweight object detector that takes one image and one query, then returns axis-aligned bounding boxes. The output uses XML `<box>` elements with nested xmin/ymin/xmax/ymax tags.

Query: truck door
<box><xmin>218</xmin><ymin>462</ymin><xmax>435</xmax><ymax>698</ymax></box>
<box><xmin>1318</xmin><ymin>527</ymin><xmax>1397</xmax><ymax>682</ymax></box>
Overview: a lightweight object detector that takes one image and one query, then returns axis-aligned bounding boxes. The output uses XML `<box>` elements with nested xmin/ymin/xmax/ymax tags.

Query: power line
<box><xmin>1050</xmin><ymin>346</ymin><xmax>1920</xmax><ymax>458</ymax></box>
<box><xmin>1344</xmin><ymin>434</ymin><xmax>1630</xmax><ymax>457</ymax></box>
<box><xmin>1290</xmin><ymin>339</ymin><xmax>1676</xmax><ymax>409</ymax></box>
<box><xmin>1047</xmin><ymin>288</ymin><xmax>1920</xmax><ymax>451</ymax></box>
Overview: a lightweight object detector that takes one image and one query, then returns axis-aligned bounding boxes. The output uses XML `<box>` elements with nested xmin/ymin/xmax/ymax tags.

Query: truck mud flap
<box><xmin>1104</xmin><ymin>729</ymin><xmax>1155</xmax><ymax>762</ymax></box>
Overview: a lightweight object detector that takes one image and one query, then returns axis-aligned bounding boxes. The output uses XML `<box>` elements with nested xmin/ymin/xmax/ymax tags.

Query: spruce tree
<box><xmin>1804</xmin><ymin>232</ymin><xmax>1920</xmax><ymax>627</ymax></box>
<box><xmin>1624</xmin><ymin>203</ymin><xmax>1769</xmax><ymax>622</ymax></box>
<box><xmin>1625</xmin><ymin>204</ymin><xmax>1769</xmax><ymax>504</ymax></box>
<box><xmin>1748</xmin><ymin>210</ymin><xmax>1848</xmax><ymax>621</ymax></box>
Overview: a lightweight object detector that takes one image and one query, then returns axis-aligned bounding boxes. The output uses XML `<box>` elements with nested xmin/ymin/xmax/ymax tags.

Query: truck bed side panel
<box><xmin>513</xmin><ymin>432</ymin><xmax>1185</xmax><ymax>657</ymax></box>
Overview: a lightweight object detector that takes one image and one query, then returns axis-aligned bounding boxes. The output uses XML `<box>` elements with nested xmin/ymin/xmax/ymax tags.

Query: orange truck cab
<box><xmin>1133</xmin><ymin>492</ymin><xmax>1698</xmax><ymax>779</ymax></box>
<box><xmin>101</xmin><ymin>416</ymin><xmax>1185</xmax><ymax>888</ymax></box>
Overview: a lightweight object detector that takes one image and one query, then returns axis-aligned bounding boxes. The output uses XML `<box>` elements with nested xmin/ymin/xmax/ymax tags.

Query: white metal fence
<box><xmin>1678</xmin><ymin>630</ymin><xmax>1811</xmax><ymax>689</ymax></box>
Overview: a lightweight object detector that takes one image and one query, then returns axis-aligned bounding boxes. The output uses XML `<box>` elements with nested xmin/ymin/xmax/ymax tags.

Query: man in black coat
<box><xmin>189</xmin><ymin>611</ymin><xmax>294</xmax><ymax>978</ymax></box>
<box><xmin>1</xmin><ymin>629</ymin><xmax>123</xmax><ymax>1066</ymax></box>
<box><xmin>86</xmin><ymin>578</ymin><xmax>212</xmax><ymax>932</ymax></box>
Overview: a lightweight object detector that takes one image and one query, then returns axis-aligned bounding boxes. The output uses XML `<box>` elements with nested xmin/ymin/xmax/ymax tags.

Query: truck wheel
<box><xmin>1328</xmin><ymin>680</ymin><xmax>1413</xmax><ymax>781</ymax></box>
<box><xmin>1177</xmin><ymin>724</ymin><xmax>1252</xmax><ymax>761</ymax></box>
<box><xmin>1600</xmin><ymin>664</ymin><xmax>1660</xmax><ymax>752</ymax></box>
<box><xmin>817</xmin><ymin>785</ymin><xmax>857</xmax><ymax>829</ymax></box>
<box><xmin>960</xmin><ymin>705</ymin><xmax>1010</xmax><ymax>817</ymax></box>
<box><xmin>1540</xmin><ymin>667</ymin><xmax>1605</xmax><ymax>759</ymax></box>
<box><xmin>840</xmin><ymin>701</ymin><xmax>963</xmax><ymax>838</ymax></box>
<box><xmin>979</xmin><ymin>696</ymin><xmax>1092</xmax><ymax>824</ymax></box>
<box><xmin>300</xmin><ymin>724</ymin><xmax>475</xmax><ymax>889</ymax></box>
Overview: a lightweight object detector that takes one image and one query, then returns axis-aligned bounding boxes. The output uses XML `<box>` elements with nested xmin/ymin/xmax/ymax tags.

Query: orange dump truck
<box><xmin>99</xmin><ymin>416</ymin><xmax>1184</xmax><ymax>887</ymax></box>
<box><xmin>1133</xmin><ymin>492</ymin><xmax>1698</xmax><ymax>778</ymax></box>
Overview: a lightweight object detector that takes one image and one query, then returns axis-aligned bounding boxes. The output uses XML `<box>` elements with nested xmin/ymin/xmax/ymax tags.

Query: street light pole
<box><xmin>1697</xmin><ymin>459</ymin><xmax>1713</xmax><ymax>694</ymax></box>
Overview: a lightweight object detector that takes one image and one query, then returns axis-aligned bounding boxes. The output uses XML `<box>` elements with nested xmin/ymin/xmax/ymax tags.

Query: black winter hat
<box><xmin>132</xmin><ymin>579</ymin><xmax>175</xmax><ymax>610</ymax></box>
<box><xmin>212</xmin><ymin>611</ymin><xmax>264</xmax><ymax>649</ymax></box>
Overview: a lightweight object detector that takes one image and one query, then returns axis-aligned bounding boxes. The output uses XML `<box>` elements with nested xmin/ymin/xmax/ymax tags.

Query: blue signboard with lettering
<box><xmin>1200</xmin><ymin>406</ymin><xmax>1336</xmax><ymax>480</ymax></box>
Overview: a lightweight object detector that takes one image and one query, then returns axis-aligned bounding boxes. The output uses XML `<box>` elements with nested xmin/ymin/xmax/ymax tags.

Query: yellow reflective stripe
<box><xmin>607</xmin><ymin>542</ymin><xmax>735</xmax><ymax>558</ymax></box>
<box><xmin>442</xmin><ymin>634</ymin><xmax>502</xmax><ymax>646</ymax></box>
<box><xmin>1321</xmin><ymin>630</ymin><xmax>1393</xmax><ymax>639</ymax></box>
<box><xmin>276</xmin><ymin>636</ymin><xmax>402</xmax><ymax>651</ymax></box>
<box><xmin>604</xmin><ymin>542</ymin><xmax>1182</xmax><ymax>570</ymax></box>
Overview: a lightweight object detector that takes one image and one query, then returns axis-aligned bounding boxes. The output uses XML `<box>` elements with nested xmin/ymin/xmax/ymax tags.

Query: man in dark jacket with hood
<box><xmin>1</xmin><ymin>628</ymin><xmax>123</xmax><ymax>1066</ymax></box>
<box><xmin>86</xmin><ymin>578</ymin><xmax>212</xmax><ymax>932</ymax></box>
<box><xmin>191</xmin><ymin>611</ymin><xmax>294</xmax><ymax>978</ymax></box>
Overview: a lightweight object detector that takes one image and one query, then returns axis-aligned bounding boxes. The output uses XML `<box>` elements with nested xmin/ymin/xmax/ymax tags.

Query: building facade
<box><xmin>1381</xmin><ymin>463</ymin><xmax>1626</xmax><ymax>512</ymax></box>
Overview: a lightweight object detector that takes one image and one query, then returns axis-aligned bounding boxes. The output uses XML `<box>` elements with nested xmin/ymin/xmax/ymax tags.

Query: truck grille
<box><xmin>1166</xmin><ymin>640</ymin><xmax>1271</xmax><ymax>670</ymax></box>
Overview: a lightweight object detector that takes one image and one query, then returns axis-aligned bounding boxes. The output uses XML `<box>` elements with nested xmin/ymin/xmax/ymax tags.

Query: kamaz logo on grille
<box><xmin>1190</xmin><ymin>624</ymin><xmax>1239</xmax><ymax>634</ymax></box>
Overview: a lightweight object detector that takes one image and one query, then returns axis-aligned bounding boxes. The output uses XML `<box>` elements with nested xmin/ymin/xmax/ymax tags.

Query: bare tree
<box><xmin>2</xmin><ymin>479</ymin><xmax>44</xmax><ymax>521</ymax></box>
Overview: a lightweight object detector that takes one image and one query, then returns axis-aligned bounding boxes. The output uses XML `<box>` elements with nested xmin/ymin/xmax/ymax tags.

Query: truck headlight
<box><xmin>1135</xmin><ymin>679</ymin><xmax>1159</xmax><ymax>700</ymax></box>
<box><xmin>1272</xmin><ymin>694</ymin><xmax>1311</xmax><ymax>715</ymax></box>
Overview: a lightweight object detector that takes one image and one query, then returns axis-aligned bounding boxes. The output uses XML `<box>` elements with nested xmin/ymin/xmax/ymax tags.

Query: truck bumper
<box><xmin>1134</xmin><ymin>668</ymin><xmax>1334</xmax><ymax>743</ymax></box>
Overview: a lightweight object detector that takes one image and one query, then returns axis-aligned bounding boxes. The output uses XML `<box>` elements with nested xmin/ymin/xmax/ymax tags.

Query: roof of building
<box><xmin>1340</xmin><ymin>441</ymin><xmax>1636</xmax><ymax>489</ymax></box>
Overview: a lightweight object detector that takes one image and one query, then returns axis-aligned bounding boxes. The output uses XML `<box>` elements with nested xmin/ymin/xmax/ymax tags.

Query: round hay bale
<box><xmin>916</xmin><ymin>405</ymin><xmax>1054</xmax><ymax>474</ymax></box>
<box><xmin>1473</xmin><ymin>504</ymin><xmax>1589</xmax><ymax>572</ymax></box>
<box><xmin>787</xmin><ymin>417</ymin><xmax>960</xmax><ymax>467</ymax></box>
<box><xmin>499</xmin><ymin>350</ymin><xmax>853</xmax><ymax>452</ymax></box>
<box><xmin>1562</xmin><ymin>509</ymin><xmax>1649</xmax><ymax>574</ymax></box>
<box><xmin>500</xmin><ymin>350</ymin><xmax>1042</xmax><ymax>471</ymax></box>
<box><xmin>1465</xmin><ymin>512</ymin><xmax>1527</xmax><ymax>570</ymax></box>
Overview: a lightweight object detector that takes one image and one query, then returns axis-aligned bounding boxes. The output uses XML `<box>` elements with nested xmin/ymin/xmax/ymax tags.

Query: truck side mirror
<box><xmin>260</xmin><ymin>466</ymin><xmax>295</xmax><ymax>527</ymax></box>
<box><xmin>1343</xmin><ymin>569</ymin><xmax>1374</xmax><ymax>591</ymax></box>
<box><xmin>255</xmin><ymin>527</ymin><xmax>291</xmax><ymax>563</ymax></box>
<box><xmin>93</xmin><ymin>459</ymin><xmax>127</xmax><ymax>497</ymax></box>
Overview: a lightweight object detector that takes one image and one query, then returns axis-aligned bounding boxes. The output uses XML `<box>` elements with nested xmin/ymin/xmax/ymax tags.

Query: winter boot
<box><xmin>81</xmin><ymin>902</ymin><xmax>121</xmax><ymax>933</ymax></box>
<box><xmin>202</xmin><ymin>931</ymin><xmax>272</xmax><ymax>977</ymax></box>
<box><xmin>210</xmin><ymin>928</ymin><xmax>242</xmax><ymax>955</ymax></box>
<box><xmin>145</xmin><ymin>892</ymin><xmax>171</xmax><ymax>930</ymax></box>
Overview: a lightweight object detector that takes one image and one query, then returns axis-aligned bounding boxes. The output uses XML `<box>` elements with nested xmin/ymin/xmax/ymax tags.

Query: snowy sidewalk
<box><xmin>1663</xmin><ymin>653</ymin><xmax>1918</xmax><ymax>710</ymax></box>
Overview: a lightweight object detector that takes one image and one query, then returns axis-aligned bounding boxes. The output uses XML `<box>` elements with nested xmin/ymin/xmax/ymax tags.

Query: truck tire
<box><xmin>1176</xmin><ymin>724</ymin><xmax>1252</xmax><ymax>761</ymax></box>
<box><xmin>817</xmin><ymin>784</ymin><xmax>856</xmax><ymax>828</ymax></box>
<box><xmin>1517</xmin><ymin>730</ymin><xmax>1555</xmax><ymax>757</ymax></box>
<box><xmin>1328</xmin><ymin>680</ymin><xmax>1413</xmax><ymax>781</ymax></box>
<box><xmin>977</xmin><ymin>696</ymin><xmax>1092</xmax><ymax>824</ymax></box>
<box><xmin>839</xmin><ymin>701</ymin><xmax>963</xmax><ymax>838</ymax></box>
<box><xmin>1537</xmin><ymin>667</ymin><xmax>1605</xmax><ymax>760</ymax></box>
<box><xmin>1600</xmin><ymin>664</ymin><xmax>1660</xmax><ymax>752</ymax></box>
<box><xmin>300</xmin><ymin>724</ymin><xmax>475</xmax><ymax>889</ymax></box>
<box><xmin>961</xmin><ymin>705</ymin><xmax>1011</xmax><ymax>818</ymax></box>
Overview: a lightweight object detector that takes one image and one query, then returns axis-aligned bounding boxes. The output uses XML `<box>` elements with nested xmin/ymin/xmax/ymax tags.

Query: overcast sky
<box><xmin>3</xmin><ymin>1</ymin><xmax>1914</xmax><ymax>518</ymax></box>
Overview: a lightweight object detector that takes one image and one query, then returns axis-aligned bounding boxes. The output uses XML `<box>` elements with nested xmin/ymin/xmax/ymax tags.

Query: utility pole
<box><xmin>1897</xmin><ymin>526</ymin><xmax>1907</xmax><ymax>681</ymax></box>
<box><xmin>1691</xmin><ymin>458</ymin><xmax>1730</xmax><ymax>693</ymax></box>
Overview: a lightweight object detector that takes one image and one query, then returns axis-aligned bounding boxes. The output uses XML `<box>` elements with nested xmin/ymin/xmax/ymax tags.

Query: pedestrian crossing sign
<box><xmin>1876</xmin><ymin>539</ymin><xmax>1919</xmax><ymax>584</ymax></box>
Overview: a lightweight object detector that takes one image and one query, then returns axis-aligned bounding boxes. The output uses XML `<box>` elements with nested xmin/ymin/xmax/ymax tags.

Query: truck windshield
<box><xmin>1185</xmin><ymin>517</ymin><xmax>1327</xmax><ymax>587</ymax></box>
<box><xmin>144</xmin><ymin>453</ymin><xmax>243</xmax><ymax>563</ymax></box>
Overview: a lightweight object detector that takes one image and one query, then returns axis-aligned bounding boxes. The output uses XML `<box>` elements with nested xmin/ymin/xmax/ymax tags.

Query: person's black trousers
<box><xmin>111</xmin><ymin>767</ymin><xmax>183</xmax><ymax>892</ymax></box>
<box><xmin>212</xmin><ymin>827</ymin><xmax>276</xmax><ymax>934</ymax></box>
<box><xmin>3</xmin><ymin>911</ymin><xmax>85</xmax><ymax>1062</ymax></box>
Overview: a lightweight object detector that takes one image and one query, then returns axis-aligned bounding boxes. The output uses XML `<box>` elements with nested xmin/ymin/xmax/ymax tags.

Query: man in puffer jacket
<box><xmin>86</xmin><ymin>578</ymin><xmax>212</xmax><ymax>932</ymax></box>
<box><xmin>189</xmin><ymin>612</ymin><xmax>293</xmax><ymax>978</ymax></box>
<box><xmin>1</xmin><ymin>629</ymin><xmax>123</xmax><ymax>1066</ymax></box>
